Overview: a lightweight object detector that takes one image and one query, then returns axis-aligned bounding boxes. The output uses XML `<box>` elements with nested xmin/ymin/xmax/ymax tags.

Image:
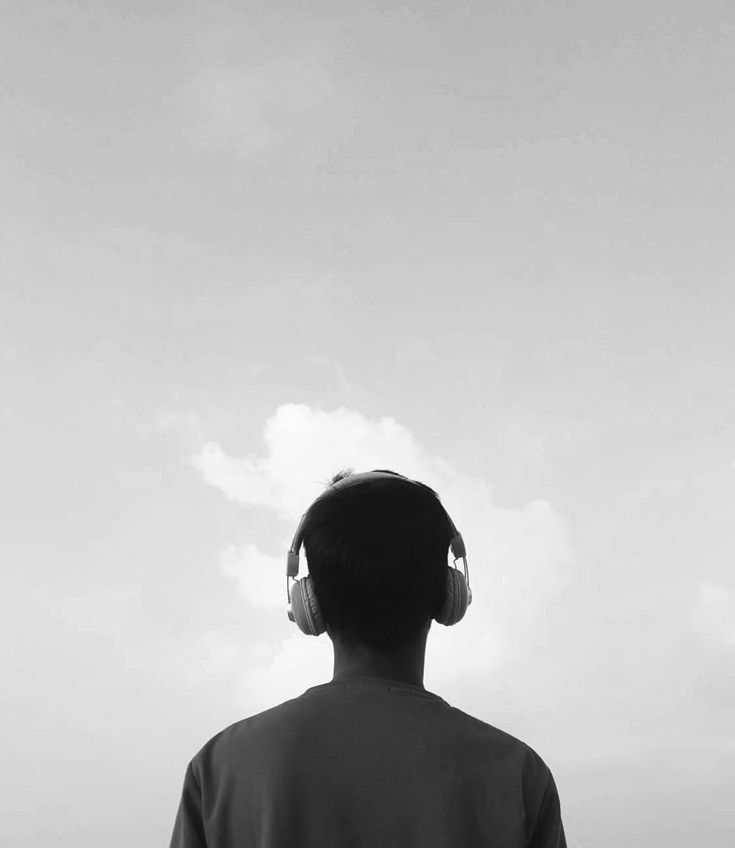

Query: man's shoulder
<box><xmin>446</xmin><ymin>703</ymin><xmax>553</xmax><ymax>776</ymax></box>
<box><xmin>191</xmin><ymin>694</ymin><xmax>304</xmax><ymax>766</ymax></box>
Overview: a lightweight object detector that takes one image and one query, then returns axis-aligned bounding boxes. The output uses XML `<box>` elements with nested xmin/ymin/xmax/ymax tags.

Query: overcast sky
<box><xmin>2</xmin><ymin>2</ymin><xmax>735</xmax><ymax>846</ymax></box>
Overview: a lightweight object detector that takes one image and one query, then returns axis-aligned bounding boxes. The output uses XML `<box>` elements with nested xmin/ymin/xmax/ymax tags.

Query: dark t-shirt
<box><xmin>170</xmin><ymin>676</ymin><xmax>566</xmax><ymax>848</ymax></box>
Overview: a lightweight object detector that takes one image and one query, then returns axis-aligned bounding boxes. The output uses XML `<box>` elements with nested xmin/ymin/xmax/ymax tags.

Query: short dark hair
<box><xmin>302</xmin><ymin>468</ymin><xmax>452</xmax><ymax>650</ymax></box>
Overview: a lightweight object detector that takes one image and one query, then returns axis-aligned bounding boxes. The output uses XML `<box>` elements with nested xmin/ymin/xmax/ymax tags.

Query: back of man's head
<box><xmin>302</xmin><ymin>468</ymin><xmax>452</xmax><ymax>651</ymax></box>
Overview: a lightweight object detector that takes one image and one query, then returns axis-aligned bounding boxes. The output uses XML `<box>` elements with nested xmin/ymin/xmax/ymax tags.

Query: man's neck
<box><xmin>328</xmin><ymin>622</ymin><xmax>430</xmax><ymax>690</ymax></box>
<box><xmin>331</xmin><ymin>664</ymin><xmax>426</xmax><ymax>689</ymax></box>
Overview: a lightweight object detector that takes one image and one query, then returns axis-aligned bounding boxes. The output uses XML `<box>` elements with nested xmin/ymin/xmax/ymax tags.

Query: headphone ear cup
<box><xmin>291</xmin><ymin>575</ymin><xmax>327</xmax><ymax>636</ymax></box>
<box><xmin>434</xmin><ymin>566</ymin><xmax>470</xmax><ymax>626</ymax></box>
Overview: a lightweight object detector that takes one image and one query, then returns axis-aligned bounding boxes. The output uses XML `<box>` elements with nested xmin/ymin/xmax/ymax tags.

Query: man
<box><xmin>170</xmin><ymin>468</ymin><xmax>567</xmax><ymax>847</ymax></box>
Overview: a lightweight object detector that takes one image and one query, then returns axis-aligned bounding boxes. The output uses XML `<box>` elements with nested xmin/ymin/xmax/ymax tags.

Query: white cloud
<box><xmin>241</xmin><ymin>633</ymin><xmax>335</xmax><ymax>712</ymax></box>
<box><xmin>220</xmin><ymin>543</ymin><xmax>283</xmax><ymax>610</ymax></box>
<box><xmin>190</xmin><ymin>403</ymin><xmax>439</xmax><ymax>517</ymax></box>
<box><xmin>177</xmin><ymin>61</ymin><xmax>334</xmax><ymax>156</ymax></box>
<box><xmin>190</xmin><ymin>403</ymin><xmax>575</xmax><ymax>693</ymax></box>
<box><xmin>691</xmin><ymin>581</ymin><xmax>735</xmax><ymax>647</ymax></box>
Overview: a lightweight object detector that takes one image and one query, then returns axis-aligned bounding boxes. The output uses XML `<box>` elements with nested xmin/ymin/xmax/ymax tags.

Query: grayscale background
<box><xmin>2</xmin><ymin>2</ymin><xmax>734</xmax><ymax>846</ymax></box>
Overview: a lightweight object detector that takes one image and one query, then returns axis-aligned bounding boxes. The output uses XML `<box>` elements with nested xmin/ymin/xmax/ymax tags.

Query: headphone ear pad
<box><xmin>292</xmin><ymin>575</ymin><xmax>327</xmax><ymax>636</ymax></box>
<box><xmin>435</xmin><ymin>566</ymin><xmax>470</xmax><ymax>626</ymax></box>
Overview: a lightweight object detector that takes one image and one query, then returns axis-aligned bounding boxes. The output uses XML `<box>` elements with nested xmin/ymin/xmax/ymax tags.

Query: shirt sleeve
<box><xmin>169</xmin><ymin>760</ymin><xmax>207</xmax><ymax>848</ymax></box>
<box><xmin>527</xmin><ymin>769</ymin><xmax>567</xmax><ymax>848</ymax></box>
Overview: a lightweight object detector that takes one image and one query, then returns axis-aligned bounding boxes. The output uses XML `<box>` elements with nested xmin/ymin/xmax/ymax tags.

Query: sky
<box><xmin>2</xmin><ymin>1</ymin><xmax>735</xmax><ymax>845</ymax></box>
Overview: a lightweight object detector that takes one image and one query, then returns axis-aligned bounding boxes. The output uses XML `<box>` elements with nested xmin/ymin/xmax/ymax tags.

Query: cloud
<box><xmin>190</xmin><ymin>403</ymin><xmax>575</xmax><ymax>692</ymax></box>
<box><xmin>177</xmin><ymin>61</ymin><xmax>334</xmax><ymax>156</ymax></box>
<box><xmin>190</xmin><ymin>403</ymin><xmax>437</xmax><ymax>517</ymax></box>
<box><xmin>691</xmin><ymin>581</ymin><xmax>735</xmax><ymax>647</ymax></box>
<box><xmin>220</xmin><ymin>543</ymin><xmax>283</xmax><ymax>610</ymax></box>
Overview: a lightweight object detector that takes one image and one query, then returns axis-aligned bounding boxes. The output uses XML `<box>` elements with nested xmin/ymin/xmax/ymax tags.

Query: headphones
<box><xmin>286</xmin><ymin>470</ymin><xmax>472</xmax><ymax>636</ymax></box>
